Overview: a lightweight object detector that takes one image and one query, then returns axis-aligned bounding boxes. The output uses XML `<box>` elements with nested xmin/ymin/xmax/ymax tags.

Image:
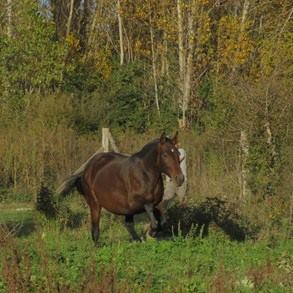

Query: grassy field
<box><xmin>0</xmin><ymin>202</ymin><xmax>292</xmax><ymax>293</ymax></box>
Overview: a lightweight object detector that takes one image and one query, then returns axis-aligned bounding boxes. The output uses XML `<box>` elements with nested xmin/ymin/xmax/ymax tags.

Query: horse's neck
<box><xmin>133</xmin><ymin>142</ymin><xmax>161</xmax><ymax>175</ymax></box>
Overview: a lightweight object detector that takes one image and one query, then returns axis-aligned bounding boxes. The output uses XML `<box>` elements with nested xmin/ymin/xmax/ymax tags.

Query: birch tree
<box><xmin>117</xmin><ymin>0</ymin><xmax>124</xmax><ymax>65</ymax></box>
<box><xmin>66</xmin><ymin>0</ymin><xmax>75</xmax><ymax>38</ymax></box>
<box><xmin>239</xmin><ymin>0</ymin><xmax>251</xmax><ymax>200</ymax></box>
<box><xmin>176</xmin><ymin>0</ymin><xmax>212</xmax><ymax>128</ymax></box>
<box><xmin>149</xmin><ymin>2</ymin><xmax>160</xmax><ymax>115</ymax></box>
<box><xmin>6</xmin><ymin>0</ymin><xmax>12</xmax><ymax>38</ymax></box>
<box><xmin>181</xmin><ymin>0</ymin><xmax>196</xmax><ymax>128</ymax></box>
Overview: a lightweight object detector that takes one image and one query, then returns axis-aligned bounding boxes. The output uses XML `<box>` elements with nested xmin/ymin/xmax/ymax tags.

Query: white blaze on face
<box><xmin>166</xmin><ymin>148</ymin><xmax>187</xmax><ymax>182</ymax></box>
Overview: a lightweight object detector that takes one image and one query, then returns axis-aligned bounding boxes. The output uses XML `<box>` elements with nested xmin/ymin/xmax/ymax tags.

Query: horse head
<box><xmin>158</xmin><ymin>132</ymin><xmax>184</xmax><ymax>187</ymax></box>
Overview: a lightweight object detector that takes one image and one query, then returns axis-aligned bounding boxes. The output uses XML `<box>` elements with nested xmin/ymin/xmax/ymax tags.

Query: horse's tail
<box><xmin>56</xmin><ymin>169</ymin><xmax>84</xmax><ymax>196</ymax></box>
<box><xmin>56</xmin><ymin>147</ymin><xmax>103</xmax><ymax>196</ymax></box>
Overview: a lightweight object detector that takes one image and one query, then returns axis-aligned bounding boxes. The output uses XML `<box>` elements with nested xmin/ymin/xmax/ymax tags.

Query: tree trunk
<box><xmin>7</xmin><ymin>0</ymin><xmax>12</xmax><ymax>38</ymax></box>
<box><xmin>240</xmin><ymin>0</ymin><xmax>250</xmax><ymax>32</ymax></box>
<box><xmin>51</xmin><ymin>0</ymin><xmax>69</xmax><ymax>40</ymax></box>
<box><xmin>161</xmin><ymin>31</ymin><xmax>169</xmax><ymax>76</ymax></box>
<box><xmin>238</xmin><ymin>1</ymin><xmax>251</xmax><ymax>200</ymax></box>
<box><xmin>264</xmin><ymin>88</ymin><xmax>277</xmax><ymax>171</ymax></box>
<box><xmin>117</xmin><ymin>0</ymin><xmax>124</xmax><ymax>65</ymax></box>
<box><xmin>124</xmin><ymin>27</ymin><xmax>132</xmax><ymax>63</ymax></box>
<box><xmin>239</xmin><ymin>130</ymin><xmax>250</xmax><ymax>200</ymax></box>
<box><xmin>79</xmin><ymin>0</ymin><xmax>92</xmax><ymax>52</ymax></box>
<box><xmin>66</xmin><ymin>0</ymin><xmax>75</xmax><ymax>38</ymax></box>
<box><xmin>180</xmin><ymin>0</ymin><xmax>196</xmax><ymax>128</ymax></box>
<box><xmin>87</xmin><ymin>6</ymin><xmax>98</xmax><ymax>49</ymax></box>
<box><xmin>177</xmin><ymin>0</ymin><xmax>185</xmax><ymax>128</ymax></box>
<box><xmin>177</xmin><ymin>0</ymin><xmax>185</xmax><ymax>84</ymax></box>
<box><xmin>233</xmin><ymin>0</ymin><xmax>249</xmax><ymax>71</ymax></box>
<box><xmin>149</xmin><ymin>14</ymin><xmax>160</xmax><ymax>116</ymax></box>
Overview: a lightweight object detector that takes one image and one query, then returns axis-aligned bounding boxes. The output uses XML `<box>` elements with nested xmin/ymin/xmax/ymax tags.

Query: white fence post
<box><xmin>102</xmin><ymin>128</ymin><xmax>119</xmax><ymax>153</ymax></box>
<box><xmin>102</xmin><ymin>128</ymin><xmax>110</xmax><ymax>152</ymax></box>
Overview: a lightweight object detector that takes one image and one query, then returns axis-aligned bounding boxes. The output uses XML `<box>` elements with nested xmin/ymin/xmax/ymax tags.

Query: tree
<box><xmin>117</xmin><ymin>0</ymin><xmax>124</xmax><ymax>65</ymax></box>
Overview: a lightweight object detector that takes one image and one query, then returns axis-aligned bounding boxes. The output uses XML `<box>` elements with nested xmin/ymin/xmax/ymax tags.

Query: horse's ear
<box><xmin>160</xmin><ymin>132</ymin><xmax>167</xmax><ymax>144</ymax></box>
<box><xmin>171</xmin><ymin>131</ymin><xmax>179</xmax><ymax>145</ymax></box>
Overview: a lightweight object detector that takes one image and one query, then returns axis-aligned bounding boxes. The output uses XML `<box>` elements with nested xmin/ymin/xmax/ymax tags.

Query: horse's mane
<box><xmin>132</xmin><ymin>137</ymin><xmax>173</xmax><ymax>159</ymax></box>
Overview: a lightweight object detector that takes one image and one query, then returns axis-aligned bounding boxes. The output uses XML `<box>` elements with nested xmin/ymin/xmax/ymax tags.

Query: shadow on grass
<box><xmin>1</xmin><ymin>221</ymin><xmax>36</xmax><ymax>238</ymax></box>
<box><xmin>0</xmin><ymin>209</ymin><xmax>87</xmax><ymax>240</ymax></box>
<box><xmin>163</xmin><ymin>197</ymin><xmax>259</xmax><ymax>241</ymax></box>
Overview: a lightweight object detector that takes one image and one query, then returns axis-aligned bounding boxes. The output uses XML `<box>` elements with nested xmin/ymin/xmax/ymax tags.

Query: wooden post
<box><xmin>102</xmin><ymin>128</ymin><xmax>110</xmax><ymax>152</ymax></box>
<box><xmin>102</xmin><ymin>128</ymin><xmax>119</xmax><ymax>153</ymax></box>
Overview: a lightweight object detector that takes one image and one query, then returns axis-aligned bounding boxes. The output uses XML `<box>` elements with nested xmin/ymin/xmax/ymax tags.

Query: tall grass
<box><xmin>0</xmin><ymin>94</ymin><xmax>100</xmax><ymax>199</ymax></box>
<box><xmin>1</xmin><ymin>93</ymin><xmax>292</xmax><ymax>240</ymax></box>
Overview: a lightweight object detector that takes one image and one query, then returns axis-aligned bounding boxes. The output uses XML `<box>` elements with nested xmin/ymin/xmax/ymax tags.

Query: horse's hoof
<box><xmin>132</xmin><ymin>237</ymin><xmax>142</xmax><ymax>242</ymax></box>
<box><xmin>143</xmin><ymin>223</ymin><xmax>151</xmax><ymax>233</ymax></box>
<box><xmin>145</xmin><ymin>232</ymin><xmax>157</xmax><ymax>241</ymax></box>
<box><xmin>142</xmin><ymin>223</ymin><xmax>157</xmax><ymax>240</ymax></box>
<box><xmin>151</xmin><ymin>220</ymin><xmax>158</xmax><ymax>231</ymax></box>
<box><xmin>178</xmin><ymin>202</ymin><xmax>188</xmax><ymax>208</ymax></box>
<box><xmin>93</xmin><ymin>241</ymin><xmax>100</xmax><ymax>248</ymax></box>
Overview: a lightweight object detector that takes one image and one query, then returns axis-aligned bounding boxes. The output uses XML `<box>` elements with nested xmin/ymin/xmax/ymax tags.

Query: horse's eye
<box><xmin>163</xmin><ymin>153</ymin><xmax>168</xmax><ymax>158</ymax></box>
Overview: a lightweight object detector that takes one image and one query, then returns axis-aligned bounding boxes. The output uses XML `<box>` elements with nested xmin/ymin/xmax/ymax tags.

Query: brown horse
<box><xmin>57</xmin><ymin>132</ymin><xmax>184</xmax><ymax>245</ymax></box>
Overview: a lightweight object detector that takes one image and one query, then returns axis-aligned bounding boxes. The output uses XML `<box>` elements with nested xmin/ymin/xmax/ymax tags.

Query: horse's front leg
<box><xmin>144</xmin><ymin>204</ymin><xmax>158</xmax><ymax>234</ymax></box>
<box><xmin>154</xmin><ymin>204</ymin><xmax>165</xmax><ymax>228</ymax></box>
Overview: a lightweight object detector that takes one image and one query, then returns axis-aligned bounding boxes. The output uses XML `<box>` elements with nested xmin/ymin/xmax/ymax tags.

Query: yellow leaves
<box><xmin>197</xmin><ymin>14</ymin><xmax>211</xmax><ymax>45</ymax></box>
<box><xmin>260</xmin><ymin>31</ymin><xmax>293</xmax><ymax>76</ymax></box>
<box><xmin>65</xmin><ymin>33</ymin><xmax>80</xmax><ymax>51</ymax></box>
<box><xmin>94</xmin><ymin>50</ymin><xmax>112</xmax><ymax>80</ymax></box>
<box><xmin>217</xmin><ymin>16</ymin><xmax>254</xmax><ymax>70</ymax></box>
<box><xmin>134</xmin><ymin>40</ymin><xmax>151</xmax><ymax>57</ymax></box>
<box><xmin>198</xmin><ymin>0</ymin><xmax>209</xmax><ymax>5</ymax></box>
<box><xmin>86</xmin><ymin>49</ymin><xmax>112</xmax><ymax>80</ymax></box>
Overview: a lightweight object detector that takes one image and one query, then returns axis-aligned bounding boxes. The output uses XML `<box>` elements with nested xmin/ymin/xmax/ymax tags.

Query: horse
<box><xmin>57</xmin><ymin>132</ymin><xmax>184</xmax><ymax>245</ymax></box>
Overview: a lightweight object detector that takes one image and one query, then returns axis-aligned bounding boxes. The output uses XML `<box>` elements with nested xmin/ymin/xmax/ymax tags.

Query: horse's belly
<box><xmin>92</xmin><ymin>182</ymin><xmax>155</xmax><ymax>215</ymax></box>
<box><xmin>93</xmin><ymin>178</ymin><xmax>130</xmax><ymax>214</ymax></box>
<box><xmin>103</xmin><ymin>202</ymin><xmax>145</xmax><ymax>215</ymax></box>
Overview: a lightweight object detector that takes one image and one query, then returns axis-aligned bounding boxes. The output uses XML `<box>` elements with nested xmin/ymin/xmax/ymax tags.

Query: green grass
<box><xmin>0</xmin><ymin>208</ymin><xmax>34</xmax><ymax>224</ymax></box>
<box><xmin>1</xmin><ymin>207</ymin><xmax>293</xmax><ymax>292</ymax></box>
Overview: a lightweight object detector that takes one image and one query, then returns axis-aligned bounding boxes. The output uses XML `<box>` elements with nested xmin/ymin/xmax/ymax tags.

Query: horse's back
<box><xmin>84</xmin><ymin>152</ymin><xmax>128</xmax><ymax>184</ymax></box>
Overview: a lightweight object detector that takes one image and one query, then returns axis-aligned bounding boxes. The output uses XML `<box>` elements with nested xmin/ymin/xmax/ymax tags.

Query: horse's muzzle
<box><xmin>175</xmin><ymin>174</ymin><xmax>184</xmax><ymax>187</ymax></box>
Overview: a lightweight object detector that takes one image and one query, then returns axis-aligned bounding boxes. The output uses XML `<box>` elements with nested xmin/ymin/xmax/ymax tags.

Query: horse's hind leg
<box><xmin>89</xmin><ymin>203</ymin><xmax>101</xmax><ymax>246</ymax></box>
<box><xmin>124</xmin><ymin>215</ymin><xmax>141</xmax><ymax>241</ymax></box>
<box><xmin>153</xmin><ymin>207</ymin><xmax>162</xmax><ymax>231</ymax></box>
<box><xmin>79</xmin><ymin>180</ymin><xmax>101</xmax><ymax>246</ymax></box>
